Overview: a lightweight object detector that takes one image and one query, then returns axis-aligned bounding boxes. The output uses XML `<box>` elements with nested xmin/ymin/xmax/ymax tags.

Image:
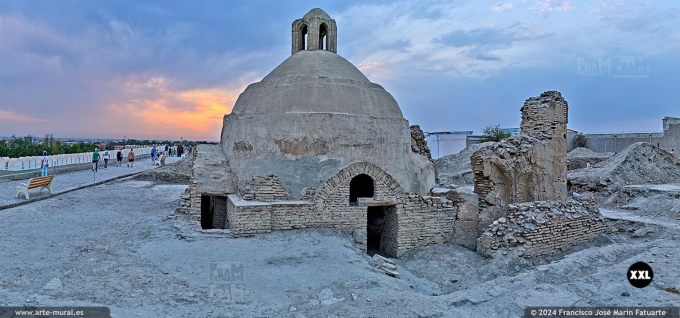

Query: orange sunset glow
<box><xmin>108</xmin><ymin>76</ymin><xmax>246</xmax><ymax>140</ymax></box>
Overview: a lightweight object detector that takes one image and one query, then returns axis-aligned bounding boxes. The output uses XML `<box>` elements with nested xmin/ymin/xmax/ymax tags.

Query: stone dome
<box><xmin>221</xmin><ymin>8</ymin><xmax>435</xmax><ymax>197</ymax></box>
<box><xmin>231</xmin><ymin>50</ymin><xmax>404</xmax><ymax>119</ymax></box>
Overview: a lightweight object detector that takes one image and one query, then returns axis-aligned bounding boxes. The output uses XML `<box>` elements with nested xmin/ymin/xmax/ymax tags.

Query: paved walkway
<box><xmin>0</xmin><ymin>156</ymin><xmax>183</xmax><ymax>208</ymax></box>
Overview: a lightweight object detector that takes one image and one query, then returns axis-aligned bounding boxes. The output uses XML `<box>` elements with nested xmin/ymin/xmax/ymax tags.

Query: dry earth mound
<box><xmin>568</xmin><ymin>142</ymin><xmax>680</xmax><ymax>192</ymax></box>
<box><xmin>567</xmin><ymin>147</ymin><xmax>613</xmax><ymax>170</ymax></box>
<box><xmin>135</xmin><ymin>156</ymin><xmax>192</xmax><ymax>184</ymax></box>
<box><xmin>435</xmin><ymin>142</ymin><xmax>494</xmax><ymax>186</ymax></box>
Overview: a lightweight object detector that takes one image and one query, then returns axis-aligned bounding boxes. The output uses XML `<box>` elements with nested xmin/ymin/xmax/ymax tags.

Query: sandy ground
<box><xmin>0</xmin><ymin>178</ymin><xmax>678</xmax><ymax>317</ymax></box>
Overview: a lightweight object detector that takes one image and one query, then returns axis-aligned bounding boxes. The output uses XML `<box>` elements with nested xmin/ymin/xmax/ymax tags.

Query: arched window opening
<box><xmin>349</xmin><ymin>174</ymin><xmax>374</xmax><ymax>205</ymax></box>
<box><xmin>299</xmin><ymin>24</ymin><xmax>308</xmax><ymax>52</ymax></box>
<box><xmin>319</xmin><ymin>23</ymin><xmax>328</xmax><ymax>50</ymax></box>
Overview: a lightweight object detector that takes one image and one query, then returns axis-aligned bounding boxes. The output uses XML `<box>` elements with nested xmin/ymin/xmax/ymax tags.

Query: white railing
<box><xmin>0</xmin><ymin>145</ymin><xmax>174</xmax><ymax>171</ymax></box>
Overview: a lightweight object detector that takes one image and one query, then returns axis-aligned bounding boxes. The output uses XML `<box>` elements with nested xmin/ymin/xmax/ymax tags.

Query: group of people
<box><xmin>90</xmin><ymin>148</ymin><xmax>137</xmax><ymax>172</ymax></box>
<box><xmin>39</xmin><ymin>145</ymin><xmax>188</xmax><ymax>177</ymax></box>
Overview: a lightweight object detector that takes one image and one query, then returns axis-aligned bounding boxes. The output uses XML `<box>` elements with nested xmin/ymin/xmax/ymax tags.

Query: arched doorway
<box><xmin>349</xmin><ymin>174</ymin><xmax>374</xmax><ymax>205</ymax></box>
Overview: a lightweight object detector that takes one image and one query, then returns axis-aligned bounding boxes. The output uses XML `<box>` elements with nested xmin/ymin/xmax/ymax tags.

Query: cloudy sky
<box><xmin>1</xmin><ymin>0</ymin><xmax>679</xmax><ymax>140</ymax></box>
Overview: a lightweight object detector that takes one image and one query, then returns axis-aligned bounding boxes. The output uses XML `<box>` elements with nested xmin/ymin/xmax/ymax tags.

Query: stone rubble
<box><xmin>477</xmin><ymin>200</ymin><xmax>609</xmax><ymax>258</ymax></box>
<box><xmin>371</xmin><ymin>254</ymin><xmax>399</xmax><ymax>278</ymax></box>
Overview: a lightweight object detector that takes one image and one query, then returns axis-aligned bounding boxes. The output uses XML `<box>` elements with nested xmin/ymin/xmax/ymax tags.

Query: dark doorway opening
<box><xmin>201</xmin><ymin>194</ymin><xmax>213</xmax><ymax>229</ymax></box>
<box><xmin>200</xmin><ymin>194</ymin><xmax>228</xmax><ymax>229</ymax></box>
<box><xmin>366</xmin><ymin>206</ymin><xmax>385</xmax><ymax>256</ymax></box>
<box><xmin>349</xmin><ymin>174</ymin><xmax>374</xmax><ymax>205</ymax></box>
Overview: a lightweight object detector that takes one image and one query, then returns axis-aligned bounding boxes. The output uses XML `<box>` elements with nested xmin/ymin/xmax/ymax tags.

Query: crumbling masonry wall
<box><xmin>472</xmin><ymin>91</ymin><xmax>569</xmax><ymax>233</ymax></box>
<box><xmin>410</xmin><ymin>125</ymin><xmax>438</xmax><ymax>182</ymax></box>
<box><xmin>477</xmin><ymin>201</ymin><xmax>609</xmax><ymax>257</ymax></box>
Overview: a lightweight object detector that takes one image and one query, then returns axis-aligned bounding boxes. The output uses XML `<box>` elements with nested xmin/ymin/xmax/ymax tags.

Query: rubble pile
<box><xmin>135</xmin><ymin>157</ymin><xmax>192</xmax><ymax>184</ymax></box>
<box><xmin>568</xmin><ymin>142</ymin><xmax>680</xmax><ymax>192</ymax></box>
<box><xmin>477</xmin><ymin>200</ymin><xmax>608</xmax><ymax>258</ymax></box>
<box><xmin>434</xmin><ymin>142</ymin><xmax>493</xmax><ymax>186</ymax></box>
<box><xmin>567</xmin><ymin>147</ymin><xmax>614</xmax><ymax>170</ymax></box>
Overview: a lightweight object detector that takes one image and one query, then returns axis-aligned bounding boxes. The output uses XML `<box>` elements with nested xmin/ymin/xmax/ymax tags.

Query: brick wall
<box><xmin>241</xmin><ymin>175</ymin><xmax>291</xmax><ymax>201</ymax></box>
<box><xmin>394</xmin><ymin>195</ymin><xmax>456</xmax><ymax>256</ymax></box>
<box><xmin>477</xmin><ymin>200</ymin><xmax>609</xmax><ymax>258</ymax></box>
<box><xmin>225</xmin><ymin>162</ymin><xmax>457</xmax><ymax>257</ymax></box>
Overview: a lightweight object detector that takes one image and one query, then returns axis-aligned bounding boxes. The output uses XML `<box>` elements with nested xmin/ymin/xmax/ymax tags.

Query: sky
<box><xmin>0</xmin><ymin>0</ymin><xmax>679</xmax><ymax>141</ymax></box>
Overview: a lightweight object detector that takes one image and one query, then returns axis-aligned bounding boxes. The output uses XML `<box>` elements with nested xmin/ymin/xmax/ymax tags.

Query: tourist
<box><xmin>116</xmin><ymin>149</ymin><xmax>123</xmax><ymax>167</ymax></box>
<box><xmin>672</xmin><ymin>149</ymin><xmax>676</xmax><ymax>157</ymax></box>
<box><xmin>151</xmin><ymin>146</ymin><xmax>157</xmax><ymax>164</ymax></box>
<box><xmin>103</xmin><ymin>150</ymin><xmax>110</xmax><ymax>169</ymax></box>
<box><xmin>92</xmin><ymin>148</ymin><xmax>100</xmax><ymax>172</ymax></box>
<box><xmin>127</xmin><ymin>149</ymin><xmax>135</xmax><ymax>167</ymax></box>
<box><xmin>40</xmin><ymin>151</ymin><xmax>49</xmax><ymax>176</ymax></box>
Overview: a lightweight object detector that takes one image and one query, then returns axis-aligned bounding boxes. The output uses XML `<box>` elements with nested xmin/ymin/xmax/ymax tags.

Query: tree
<box><xmin>481</xmin><ymin>124</ymin><xmax>511</xmax><ymax>142</ymax></box>
<box><xmin>574</xmin><ymin>133</ymin><xmax>587</xmax><ymax>148</ymax></box>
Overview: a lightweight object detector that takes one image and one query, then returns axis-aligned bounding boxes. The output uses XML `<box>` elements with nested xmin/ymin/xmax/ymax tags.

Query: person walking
<box><xmin>103</xmin><ymin>150</ymin><xmax>110</xmax><ymax>169</ymax></box>
<box><xmin>92</xmin><ymin>148</ymin><xmax>100</xmax><ymax>172</ymax></box>
<box><xmin>116</xmin><ymin>149</ymin><xmax>123</xmax><ymax>167</ymax></box>
<box><xmin>127</xmin><ymin>149</ymin><xmax>135</xmax><ymax>168</ymax></box>
<box><xmin>40</xmin><ymin>151</ymin><xmax>49</xmax><ymax>176</ymax></box>
<box><xmin>151</xmin><ymin>146</ymin><xmax>157</xmax><ymax>164</ymax></box>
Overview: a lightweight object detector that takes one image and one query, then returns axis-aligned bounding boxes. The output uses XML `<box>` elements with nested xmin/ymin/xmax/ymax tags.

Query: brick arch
<box><xmin>315</xmin><ymin>162</ymin><xmax>404</xmax><ymax>209</ymax></box>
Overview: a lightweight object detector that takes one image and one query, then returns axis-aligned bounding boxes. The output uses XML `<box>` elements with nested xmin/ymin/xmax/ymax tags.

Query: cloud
<box><xmin>589</xmin><ymin>1</ymin><xmax>680</xmax><ymax>33</ymax></box>
<box><xmin>437</xmin><ymin>25</ymin><xmax>550</xmax><ymax>48</ymax></box>
<box><xmin>0</xmin><ymin>109</ymin><xmax>43</xmax><ymax>122</ymax></box>
<box><xmin>532</xmin><ymin>0</ymin><xmax>574</xmax><ymax>13</ymax></box>
<box><xmin>491</xmin><ymin>2</ymin><xmax>513</xmax><ymax>12</ymax></box>
<box><xmin>106</xmin><ymin>76</ymin><xmax>244</xmax><ymax>140</ymax></box>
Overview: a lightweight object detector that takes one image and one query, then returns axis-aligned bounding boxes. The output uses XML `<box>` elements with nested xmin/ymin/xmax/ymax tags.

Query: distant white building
<box><xmin>425</xmin><ymin>131</ymin><xmax>473</xmax><ymax>158</ymax></box>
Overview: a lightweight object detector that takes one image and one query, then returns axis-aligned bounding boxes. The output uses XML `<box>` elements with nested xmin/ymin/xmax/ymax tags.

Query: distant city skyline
<box><xmin>1</xmin><ymin>0</ymin><xmax>679</xmax><ymax>140</ymax></box>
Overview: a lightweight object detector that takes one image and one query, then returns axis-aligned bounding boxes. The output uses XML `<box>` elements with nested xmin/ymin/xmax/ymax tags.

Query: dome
<box><xmin>221</xmin><ymin>8</ymin><xmax>435</xmax><ymax>196</ymax></box>
<box><xmin>303</xmin><ymin>8</ymin><xmax>331</xmax><ymax>20</ymax></box>
<box><xmin>231</xmin><ymin>50</ymin><xmax>404</xmax><ymax>119</ymax></box>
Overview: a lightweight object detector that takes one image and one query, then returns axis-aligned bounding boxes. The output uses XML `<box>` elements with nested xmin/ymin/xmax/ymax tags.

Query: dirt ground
<box><xmin>0</xmin><ymin>178</ymin><xmax>678</xmax><ymax>317</ymax></box>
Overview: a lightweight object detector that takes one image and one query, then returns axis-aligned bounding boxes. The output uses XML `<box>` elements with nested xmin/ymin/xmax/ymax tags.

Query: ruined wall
<box><xmin>442</xmin><ymin>187</ymin><xmax>480</xmax><ymax>250</ymax></box>
<box><xmin>410</xmin><ymin>125</ymin><xmax>433</xmax><ymax>160</ymax></box>
<box><xmin>241</xmin><ymin>175</ymin><xmax>291</xmax><ymax>201</ymax></box>
<box><xmin>472</xmin><ymin>91</ymin><xmax>569</xmax><ymax>233</ymax></box>
<box><xmin>520</xmin><ymin>91</ymin><xmax>568</xmax><ymax>193</ymax></box>
<box><xmin>477</xmin><ymin>201</ymin><xmax>609</xmax><ymax>258</ymax></box>
<box><xmin>411</xmin><ymin>125</ymin><xmax>438</xmax><ymax>183</ymax></box>
<box><xmin>472</xmin><ymin>136</ymin><xmax>560</xmax><ymax>231</ymax></box>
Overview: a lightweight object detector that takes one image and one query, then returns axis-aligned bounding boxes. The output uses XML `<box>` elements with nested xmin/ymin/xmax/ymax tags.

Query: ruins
<box><xmin>185</xmin><ymin>8</ymin><xmax>452</xmax><ymax>257</ymax></box>
<box><xmin>469</xmin><ymin>91</ymin><xmax>608</xmax><ymax>257</ymax></box>
<box><xmin>183</xmin><ymin>9</ymin><xmax>607</xmax><ymax>259</ymax></box>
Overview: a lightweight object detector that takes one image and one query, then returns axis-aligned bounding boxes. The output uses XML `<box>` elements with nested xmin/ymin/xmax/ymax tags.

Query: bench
<box><xmin>15</xmin><ymin>175</ymin><xmax>54</xmax><ymax>200</ymax></box>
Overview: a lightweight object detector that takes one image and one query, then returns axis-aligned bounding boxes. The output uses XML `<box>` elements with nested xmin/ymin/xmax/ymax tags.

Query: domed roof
<box><xmin>231</xmin><ymin>50</ymin><xmax>405</xmax><ymax>119</ymax></box>
<box><xmin>303</xmin><ymin>8</ymin><xmax>331</xmax><ymax>20</ymax></box>
<box><xmin>263</xmin><ymin>50</ymin><xmax>370</xmax><ymax>84</ymax></box>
